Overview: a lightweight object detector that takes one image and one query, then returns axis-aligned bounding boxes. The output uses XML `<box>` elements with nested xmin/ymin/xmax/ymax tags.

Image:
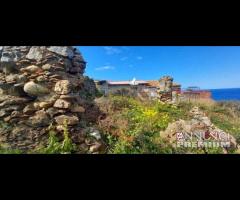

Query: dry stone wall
<box><xmin>0</xmin><ymin>46</ymin><xmax>104</xmax><ymax>153</ymax></box>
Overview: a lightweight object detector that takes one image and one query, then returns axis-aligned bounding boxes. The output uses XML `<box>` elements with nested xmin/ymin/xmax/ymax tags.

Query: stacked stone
<box><xmin>160</xmin><ymin>106</ymin><xmax>238</xmax><ymax>153</ymax></box>
<box><xmin>0</xmin><ymin>46</ymin><xmax>103</xmax><ymax>153</ymax></box>
<box><xmin>157</xmin><ymin>76</ymin><xmax>173</xmax><ymax>102</ymax></box>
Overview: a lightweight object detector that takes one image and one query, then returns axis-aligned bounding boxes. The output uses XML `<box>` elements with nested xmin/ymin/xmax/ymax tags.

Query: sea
<box><xmin>209</xmin><ymin>88</ymin><xmax>240</xmax><ymax>101</ymax></box>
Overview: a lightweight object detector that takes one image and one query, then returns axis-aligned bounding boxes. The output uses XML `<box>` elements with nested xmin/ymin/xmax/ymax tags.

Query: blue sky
<box><xmin>77</xmin><ymin>46</ymin><xmax>240</xmax><ymax>89</ymax></box>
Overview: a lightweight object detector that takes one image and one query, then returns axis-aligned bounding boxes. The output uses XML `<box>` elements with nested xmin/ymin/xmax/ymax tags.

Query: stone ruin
<box><xmin>0</xmin><ymin>46</ymin><xmax>104</xmax><ymax>153</ymax></box>
<box><xmin>160</xmin><ymin>106</ymin><xmax>238</xmax><ymax>153</ymax></box>
<box><xmin>157</xmin><ymin>76</ymin><xmax>174</xmax><ymax>102</ymax></box>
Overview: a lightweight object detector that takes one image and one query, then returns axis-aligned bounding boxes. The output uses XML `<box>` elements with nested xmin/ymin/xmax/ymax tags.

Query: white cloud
<box><xmin>95</xmin><ymin>65</ymin><xmax>115</xmax><ymax>71</ymax></box>
<box><xmin>103</xmin><ymin>46</ymin><xmax>121</xmax><ymax>55</ymax></box>
<box><xmin>120</xmin><ymin>57</ymin><xmax>128</xmax><ymax>61</ymax></box>
<box><xmin>136</xmin><ymin>56</ymin><xmax>143</xmax><ymax>60</ymax></box>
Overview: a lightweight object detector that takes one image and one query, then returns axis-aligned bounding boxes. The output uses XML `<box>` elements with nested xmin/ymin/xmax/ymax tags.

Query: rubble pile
<box><xmin>0</xmin><ymin>46</ymin><xmax>104</xmax><ymax>153</ymax></box>
<box><xmin>160</xmin><ymin>106</ymin><xmax>238</xmax><ymax>153</ymax></box>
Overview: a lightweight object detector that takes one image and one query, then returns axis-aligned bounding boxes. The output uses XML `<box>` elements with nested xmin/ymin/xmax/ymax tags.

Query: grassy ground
<box><xmin>97</xmin><ymin>96</ymin><xmax>189</xmax><ymax>154</ymax></box>
<box><xmin>97</xmin><ymin>96</ymin><xmax>240</xmax><ymax>154</ymax></box>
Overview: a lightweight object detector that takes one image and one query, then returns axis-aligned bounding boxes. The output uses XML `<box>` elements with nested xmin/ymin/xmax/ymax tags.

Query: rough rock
<box><xmin>47</xmin><ymin>46</ymin><xmax>74</xmax><ymax>58</ymax></box>
<box><xmin>54</xmin><ymin>115</ymin><xmax>79</xmax><ymax>125</ymax></box>
<box><xmin>20</xmin><ymin>65</ymin><xmax>42</xmax><ymax>73</ymax></box>
<box><xmin>0</xmin><ymin>46</ymin><xmax>30</xmax><ymax>62</ymax></box>
<box><xmin>23</xmin><ymin>104</ymin><xmax>37</xmax><ymax>115</ymax></box>
<box><xmin>46</xmin><ymin>107</ymin><xmax>65</xmax><ymax>118</ymax></box>
<box><xmin>5</xmin><ymin>74</ymin><xmax>19</xmax><ymax>83</ymax></box>
<box><xmin>89</xmin><ymin>128</ymin><xmax>101</xmax><ymax>140</ymax></box>
<box><xmin>28</xmin><ymin>110</ymin><xmax>50</xmax><ymax>127</ymax></box>
<box><xmin>53</xmin><ymin>99</ymin><xmax>71</xmax><ymax>109</ymax></box>
<box><xmin>89</xmin><ymin>142</ymin><xmax>104</xmax><ymax>153</ymax></box>
<box><xmin>0</xmin><ymin>97</ymin><xmax>31</xmax><ymax>108</ymax></box>
<box><xmin>24</xmin><ymin>81</ymin><xmax>49</xmax><ymax>96</ymax></box>
<box><xmin>42</xmin><ymin>64</ymin><xmax>52</xmax><ymax>71</ymax></box>
<box><xmin>39</xmin><ymin>102</ymin><xmax>53</xmax><ymax>109</ymax></box>
<box><xmin>26</xmin><ymin>46</ymin><xmax>45</xmax><ymax>61</ymax></box>
<box><xmin>54</xmin><ymin>80</ymin><xmax>72</xmax><ymax>95</ymax></box>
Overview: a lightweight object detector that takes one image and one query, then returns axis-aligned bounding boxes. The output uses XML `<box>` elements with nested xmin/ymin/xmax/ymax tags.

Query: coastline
<box><xmin>209</xmin><ymin>88</ymin><xmax>240</xmax><ymax>101</ymax></box>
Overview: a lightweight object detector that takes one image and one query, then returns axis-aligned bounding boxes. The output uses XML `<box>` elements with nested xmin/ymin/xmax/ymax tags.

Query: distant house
<box><xmin>144</xmin><ymin>81</ymin><xmax>160</xmax><ymax>98</ymax></box>
<box><xmin>95</xmin><ymin>78</ymin><xmax>181</xmax><ymax>99</ymax></box>
<box><xmin>95</xmin><ymin>78</ymin><xmax>149</xmax><ymax>95</ymax></box>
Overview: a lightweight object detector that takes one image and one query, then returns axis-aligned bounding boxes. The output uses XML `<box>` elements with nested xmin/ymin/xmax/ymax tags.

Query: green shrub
<box><xmin>40</xmin><ymin>121</ymin><xmax>76</xmax><ymax>154</ymax></box>
<box><xmin>61</xmin><ymin>120</ymin><xmax>76</xmax><ymax>153</ymax></box>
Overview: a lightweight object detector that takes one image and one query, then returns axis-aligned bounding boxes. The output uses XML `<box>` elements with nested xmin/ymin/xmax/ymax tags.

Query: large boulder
<box><xmin>47</xmin><ymin>46</ymin><xmax>74</xmax><ymax>58</ymax></box>
<box><xmin>24</xmin><ymin>81</ymin><xmax>50</xmax><ymax>97</ymax></box>
<box><xmin>26</xmin><ymin>47</ymin><xmax>46</xmax><ymax>61</ymax></box>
